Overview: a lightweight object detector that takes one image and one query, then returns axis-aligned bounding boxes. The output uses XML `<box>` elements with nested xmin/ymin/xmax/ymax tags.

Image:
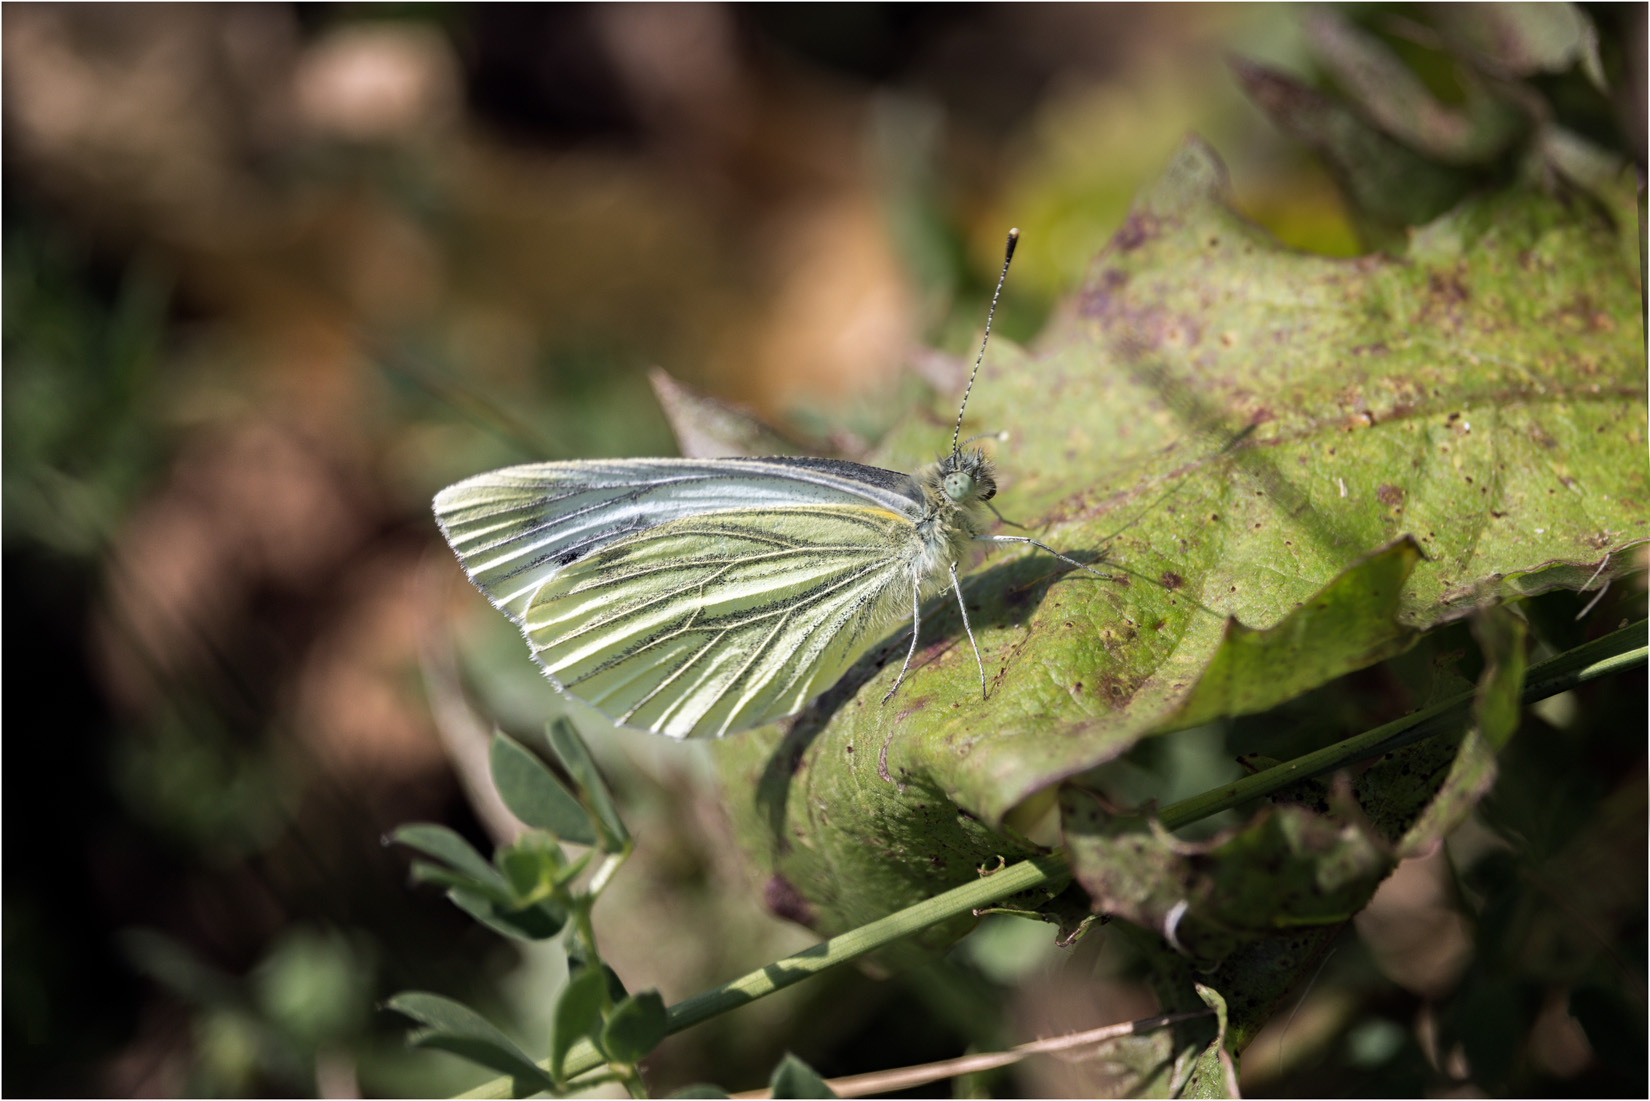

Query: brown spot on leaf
<box><xmin>1077</xmin><ymin>267</ymin><xmax>1128</xmax><ymax>319</ymax></box>
<box><xmin>1160</xmin><ymin>571</ymin><xmax>1184</xmax><ymax>590</ymax></box>
<box><xmin>1376</xmin><ymin>484</ymin><xmax>1405</xmax><ymax>507</ymax></box>
<box><xmin>1092</xmin><ymin>669</ymin><xmax>1146</xmax><ymax>709</ymax></box>
<box><xmin>1428</xmin><ymin>270</ymin><xmax>1470</xmax><ymax>306</ymax></box>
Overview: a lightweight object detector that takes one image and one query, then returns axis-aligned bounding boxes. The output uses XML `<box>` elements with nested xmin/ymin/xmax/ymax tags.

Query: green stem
<box><xmin>1156</xmin><ymin>618</ymin><xmax>1645</xmax><ymax>831</ymax></box>
<box><xmin>571</xmin><ymin>901</ymin><xmax>600</xmax><ymax>971</ymax></box>
<box><xmin>456</xmin><ymin>619</ymin><xmax>1645</xmax><ymax>1099</ymax></box>
<box><xmin>457</xmin><ymin>854</ymin><xmax>1070</xmax><ymax>1098</ymax></box>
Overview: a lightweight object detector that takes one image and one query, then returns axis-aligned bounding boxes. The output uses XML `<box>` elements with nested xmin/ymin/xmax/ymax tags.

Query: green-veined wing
<box><xmin>434</xmin><ymin>459</ymin><xmax>930</xmax><ymax>738</ymax></box>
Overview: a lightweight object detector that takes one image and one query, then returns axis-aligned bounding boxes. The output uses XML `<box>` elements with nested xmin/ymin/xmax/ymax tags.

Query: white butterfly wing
<box><xmin>434</xmin><ymin>458</ymin><xmax>927</xmax><ymax>738</ymax></box>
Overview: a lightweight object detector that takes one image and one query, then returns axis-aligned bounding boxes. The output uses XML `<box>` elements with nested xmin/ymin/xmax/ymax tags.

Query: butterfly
<box><xmin>433</xmin><ymin>229</ymin><xmax>1109</xmax><ymax>739</ymax></box>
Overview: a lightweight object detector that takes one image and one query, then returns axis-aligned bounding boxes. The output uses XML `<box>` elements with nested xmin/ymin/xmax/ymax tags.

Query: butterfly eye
<box><xmin>943</xmin><ymin>471</ymin><xmax>974</xmax><ymax>500</ymax></box>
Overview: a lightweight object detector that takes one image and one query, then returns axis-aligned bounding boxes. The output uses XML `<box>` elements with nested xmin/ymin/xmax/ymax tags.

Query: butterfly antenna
<box><xmin>952</xmin><ymin>227</ymin><xmax>1019</xmax><ymax>457</ymax></box>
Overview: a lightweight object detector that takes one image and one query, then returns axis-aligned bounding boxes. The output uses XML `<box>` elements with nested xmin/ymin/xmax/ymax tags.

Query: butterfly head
<box><xmin>937</xmin><ymin>447</ymin><xmax>997</xmax><ymax>505</ymax></box>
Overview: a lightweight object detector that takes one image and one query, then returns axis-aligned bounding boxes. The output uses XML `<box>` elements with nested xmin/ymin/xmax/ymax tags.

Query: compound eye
<box><xmin>943</xmin><ymin>472</ymin><xmax>973</xmax><ymax>500</ymax></box>
<box><xmin>981</xmin><ymin>485</ymin><xmax>996</xmax><ymax>501</ymax></box>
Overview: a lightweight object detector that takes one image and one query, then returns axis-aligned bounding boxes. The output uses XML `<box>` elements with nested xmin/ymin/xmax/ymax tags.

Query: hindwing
<box><xmin>433</xmin><ymin>458</ymin><xmax>928</xmax><ymax>737</ymax></box>
<box><xmin>525</xmin><ymin>504</ymin><xmax>916</xmax><ymax>737</ymax></box>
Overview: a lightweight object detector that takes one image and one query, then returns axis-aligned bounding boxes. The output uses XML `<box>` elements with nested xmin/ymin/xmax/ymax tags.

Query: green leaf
<box><xmin>668</xmin><ymin>1087</ymin><xmax>732</xmax><ymax>1099</ymax></box>
<box><xmin>448</xmin><ymin>887</ymin><xmax>567</xmax><ymax>943</ymax></box>
<box><xmin>1229</xmin><ymin>57</ymin><xmax>1476</xmax><ymax>244</ymax></box>
<box><xmin>495</xmin><ymin>832</ymin><xmax>568</xmax><ymax>902</ymax></box>
<box><xmin>386</xmin><ymin>991</ymin><xmax>552</xmax><ymax>1096</ymax></box>
<box><xmin>1182</xmin><ymin>985</ymin><xmax>1239</xmax><ymax>1099</ymax></box>
<box><xmin>1365</xmin><ymin>607</ymin><xmax>1528</xmax><ymax>856</ymax></box>
<box><xmin>549</xmin><ymin>965</ymin><xmax>608</xmax><ymax>1083</ymax></box>
<box><xmin>489</xmin><ymin>731</ymin><xmax>596</xmax><ymax>845</ymax></box>
<box><xmin>545</xmin><ymin>719</ymin><xmax>630</xmax><ymax>851</ymax></box>
<box><xmin>1431</xmin><ymin>3</ymin><xmax>1598</xmax><ymax>78</ymax></box>
<box><xmin>1166</xmin><ymin>538</ymin><xmax>1423</xmax><ymax>728</ymax></box>
<box><xmin>390</xmin><ymin>823</ymin><xmax>508</xmax><ymax>893</ymax></box>
<box><xmin>120</xmin><ymin>929</ymin><xmax>240</xmax><ymax>1008</ymax></box>
<box><xmin>408</xmin><ymin>861</ymin><xmax>514</xmax><ymax>908</ymax></box>
<box><xmin>488</xmin><ymin>732</ymin><xmax>600</xmax><ymax>845</ymax></box>
<box><xmin>394</xmin><ymin>826</ymin><xmax>570</xmax><ymax>938</ymax></box>
<box><xmin>716</xmin><ymin>133</ymin><xmax>1646</xmax><ymax>941</ymax></box>
<box><xmin>767</xmin><ymin>1053</ymin><xmax>837</xmax><ymax>1099</ymax></box>
<box><xmin>598</xmin><ymin>989</ymin><xmax>668</xmax><ymax>1065</ymax></box>
<box><xmin>1302</xmin><ymin>9</ymin><xmax>1527</xmax><ymax>165</ymax></box>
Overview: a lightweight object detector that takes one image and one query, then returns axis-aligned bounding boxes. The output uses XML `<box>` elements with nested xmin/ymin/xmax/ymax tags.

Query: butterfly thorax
<box><xmin>910</xmin><ymin>448</ymin><xmax>997</xmax><ymax>586</ymax></box>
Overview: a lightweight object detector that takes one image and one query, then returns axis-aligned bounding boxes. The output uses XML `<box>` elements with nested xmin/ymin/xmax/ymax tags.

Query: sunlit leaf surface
<box><xmin>715</xmin><ymin>138</ymin><xmax>1646</xmax><ymax>937</ymax></box>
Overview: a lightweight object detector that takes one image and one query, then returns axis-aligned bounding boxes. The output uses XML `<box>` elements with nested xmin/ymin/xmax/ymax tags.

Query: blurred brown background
<box><xmin>5</xmin><ymin>4</ymin><xmax>1643</xmax><ymax>1098</ymax></box>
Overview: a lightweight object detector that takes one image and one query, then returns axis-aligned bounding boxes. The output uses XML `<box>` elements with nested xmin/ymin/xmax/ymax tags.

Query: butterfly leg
<box><xmin>882</xmin><ymin>578</ymin><xmax>923</xmax><ymax>704</ymax></box>
<box><xmin>950</xmin><ymin>562</ymin><xmax>987</xmax><ymax>699</ymax></box>
<box><xmin>982</xmin><ymin>534</ymin><xmax>1120</xmax><ymax>581</ymax></box>
<box><xmin>985</xmin><ymin>500</ymin><xmax>1029</xmax><ymax>530</ymax></box>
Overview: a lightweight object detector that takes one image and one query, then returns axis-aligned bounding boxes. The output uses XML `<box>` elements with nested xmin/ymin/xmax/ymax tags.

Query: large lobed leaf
<box><xmin>714</xmin><ymin>136</ymin><xmax>1645</xmax><ymax>938</ymax></box>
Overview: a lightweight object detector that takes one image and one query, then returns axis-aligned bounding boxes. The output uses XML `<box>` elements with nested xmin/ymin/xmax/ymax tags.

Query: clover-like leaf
<box><xmin>387</xmin><ymin>991</ymin><xmax>552</xmax><ymax>1097</ymax></box>
<box><xmin>490</xmin><ymin>731</ymin><xmax>596</xmax><ymax>845</ymax></box>
<box><xmin>495</xmin><ymin>831</ymin><xmax>569</xmax><ymax>902</ymax></box>
<box><xmin>548</xmin><ymin>965</ymin><xmax>607</xmax><ymax>1083</ymax></box>
<box><xmin>599</xmin><ymin>990</ymin><xmax>668</xmax><ymax>1065</ymax></box>
<box><xmin>448</xmin><ymin>887</ymin><xmax>567</xmax><ymax>943</ymax></box>
<box><xmin>391</xmin><ymin>823</ymin><xmax>507</xmax><ymax>893</ymax></box>
<box><xmin>545</xmin><ymin>719</ymin><xmax>630</xmax><ymax>851</ymax></box>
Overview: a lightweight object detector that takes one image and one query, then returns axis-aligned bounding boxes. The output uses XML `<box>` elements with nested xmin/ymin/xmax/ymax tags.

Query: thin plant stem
<box><xmin>458</xmin><ymin>854</ymin><xmax>1070</xmax><ymax>1098</ymax></box>
<box><xmin>1157</xmin><ymin>618</ymin><xmax>1645</xmax><ymax>830</ymax></box>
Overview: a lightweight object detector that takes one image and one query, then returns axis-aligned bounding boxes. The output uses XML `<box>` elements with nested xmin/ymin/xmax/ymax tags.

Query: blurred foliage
<box><xmin>3</xmin><ymin>3</ymin><xmax>1643</xmax><ymax>1099</ymax></box>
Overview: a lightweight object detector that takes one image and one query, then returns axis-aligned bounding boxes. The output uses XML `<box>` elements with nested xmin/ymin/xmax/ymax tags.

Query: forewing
<box><xmin>434</xmin><ymin>458</ymin><xmax>923</xmax><ymax>622</ymax></box>
<box><xmin>523</xmin><ymin>504</ymin><xmax>917</xmax><ymax>738</ymax></box>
